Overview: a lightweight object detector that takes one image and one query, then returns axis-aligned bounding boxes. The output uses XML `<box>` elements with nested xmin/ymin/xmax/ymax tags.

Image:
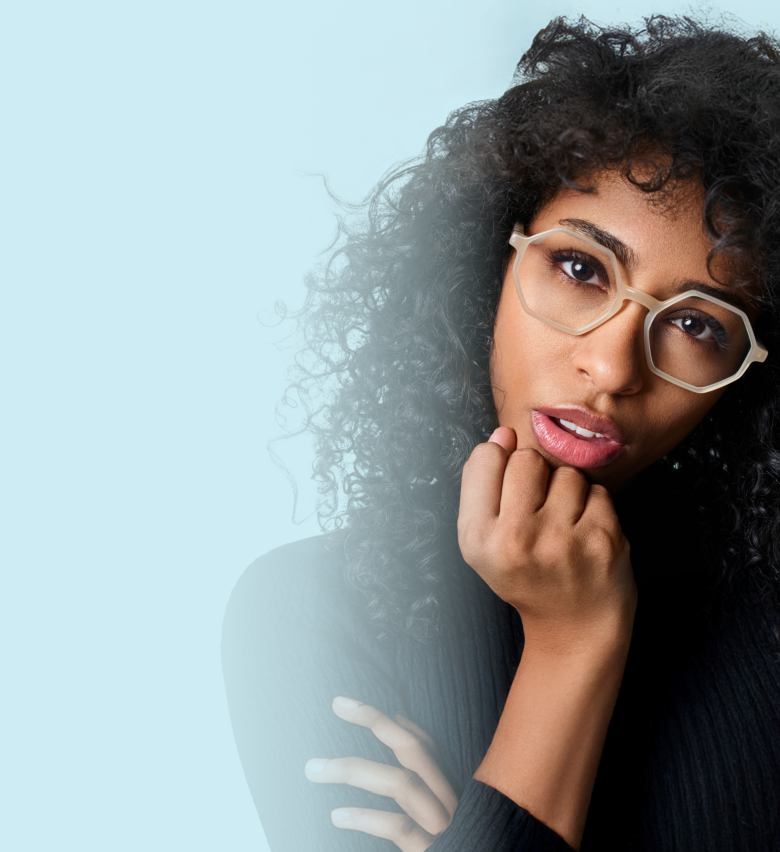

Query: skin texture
<box><xmin>305</xmin><ymin>174</ymin><xmax>758</xmax><ymax>850</ymax></box>
<box><xmin>461</xmin><ymin>423</ymin><xmax>635</xmax><ymax>848</ymax></box>
<box><xmin>492</xmin><ymin>172</ymin><xmax>736</xmax><ymax>492</ymax></box>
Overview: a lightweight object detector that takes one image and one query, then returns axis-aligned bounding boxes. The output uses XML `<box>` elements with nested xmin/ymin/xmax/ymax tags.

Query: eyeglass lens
<box><xmin>516</xmin><ymin>232</ymin><xmax>751</xmax><ymax>389</ymax></box>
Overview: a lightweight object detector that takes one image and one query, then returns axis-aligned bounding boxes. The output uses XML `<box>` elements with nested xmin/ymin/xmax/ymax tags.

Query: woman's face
<box><xmin>491</xmin><ymin>172</ymin><xmax>755</xmax><ymax>492</ymax></box>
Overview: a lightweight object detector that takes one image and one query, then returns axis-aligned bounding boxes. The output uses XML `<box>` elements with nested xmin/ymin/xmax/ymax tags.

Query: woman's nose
<box><xmin>571</xmin><ymin>303</ymin><xmax>646</xmax><ymax>395</ymax></box>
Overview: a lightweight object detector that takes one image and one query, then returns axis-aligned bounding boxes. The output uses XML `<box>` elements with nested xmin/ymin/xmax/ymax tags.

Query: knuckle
<box><xmin>531</xmin><ymin>539</ymin><xmax>556</xmax><ymax>569</ymax></box>
<box><xmin>514</xmin><ymin>447</ymin><xmax>543</xmax><ymax>460</ymax></box>
<box><xmin>395</xmin><ymin>815</ymin><xmax>419</xmax><ymax>841</ymax></box>
<box><xmin>456</xmin><ymin>523</ymin><xmax>475</xmax><ymax>559</ymax></box>
<box><xmin>432</xmin><ymin>812</ymin><xmax>453</xmax><ymax>834</ymax></box>
<box><xmin>458</xmin><ymin>518</ymin><xmax>491</xmax><ymax>559</ymax></box>
<box><xmin>456</xmin><ymin>513</ymin><xmax>473</xmax><ymax>541</ymax></box>
<box><xmin>507</xmin><ymin>447</ymin><xmax>545</xmax><ymax>471</ymax></box>
<box><xmin>587</xmin><ymin>485</ymin><xmax>617</xmax><ymax>517</ymax></box>
<box><xmin>533</xmin><ymin>533</ymin><xmax>569</xmax><ymax>568</ymax></box>
<box><xmin>584</xmin><ymin>525</ymin><xmax>617</xmax><ymax>560</ymax></box>
<box><xmin>335</xmin><ymin>757</ymin><xmax>358</xmax><ymax>780</ymax></box>
<box><xmin>395</xmin><ymin>728</ymin><xmax>421</xmax><ymax>752</ymax></box>
<box><xmin>555</xmin><ymin>464</ymin><xmax>584</xmax><ymax>482</ymax></box>
<box><xmin>372</xmin><ymin>716</ymin><xmax>392</xmax><ymax>735</ymax></box>
<box><xmin>380</xmin><ymin>721</ymin><xmax>421</xmax><ymax>754</ymax></box>
<box><xmin>470</xmin><ymin>441</ymin><xmax>503</xmax><ymax>464</ymax></box>
<box><xmin>400</xmin><ymin>768</ymin><xmax>424</xmax><ymax>792</ymax></box>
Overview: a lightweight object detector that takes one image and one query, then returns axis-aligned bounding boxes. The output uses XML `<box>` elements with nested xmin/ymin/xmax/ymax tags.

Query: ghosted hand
<box><xmin>304</xmin><ymin>698</ymin><xmax>458</xmax><ymax>851</ymax></box>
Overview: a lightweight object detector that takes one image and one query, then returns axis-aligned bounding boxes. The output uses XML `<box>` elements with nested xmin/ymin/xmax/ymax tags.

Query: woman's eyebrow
<box><xmin>559</xmin><ymin>217</ymin><xmax>751</xmax><ymax>312</ymax></box>
<box><xmin>558</xmin><ymin>218</ymin><xmax>637</xmax><ymax>269</ymax></box>
<box><xmin>671</xmin><ymin>280</ymin><xmax>750</xmax><ymax>314</ymax></box>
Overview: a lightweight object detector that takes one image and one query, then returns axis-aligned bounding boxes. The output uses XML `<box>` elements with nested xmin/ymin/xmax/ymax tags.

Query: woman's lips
<box><xmin>531</xmin><ymin>408</ymin><xmax>626</xmax><ymax>468</ymax></box>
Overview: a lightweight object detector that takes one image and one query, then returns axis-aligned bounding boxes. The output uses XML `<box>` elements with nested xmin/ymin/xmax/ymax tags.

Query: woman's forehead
<box><xmin>536</xmin><ymin>169</ymin><xmax>702</xmax><ymax>221</ymax></box>
<box><xmin>527</xmin><ymin>173</ymin><xmax>762</xmax><ymax>315</ymax></box>
<box><xmin>531</xmin><ymin>175</ymin><xmax>710</xmax><ymax>263</ymax></box>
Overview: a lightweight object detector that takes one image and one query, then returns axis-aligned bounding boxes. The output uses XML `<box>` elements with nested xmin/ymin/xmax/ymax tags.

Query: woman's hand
<box><xmin>457</xmin><ymin>426</ymin><xmax>636</xmax><ymax>656</ymax></box>
<box><xmin>459</xmin><ymin>427</ymin><xmax>636</xmax><ymax>848</ymax></box>
<box><xmin>304</xmin><ymin>697</ymin><xmax>458</xmax><ymax>851</ymax></box>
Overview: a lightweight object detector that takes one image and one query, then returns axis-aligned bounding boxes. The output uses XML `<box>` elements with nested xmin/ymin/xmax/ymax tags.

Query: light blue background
<box><xmin>3</xmin><ymin>1</ymin><xmax>777</xmax><ymax>849</ymax></box>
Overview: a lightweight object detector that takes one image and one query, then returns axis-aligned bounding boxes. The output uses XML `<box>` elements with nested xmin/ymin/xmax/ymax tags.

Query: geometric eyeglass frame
<box><xmin>509</xmin><ymin>224</ymin><xmax>768</xmax><ymax>394</ymax></box>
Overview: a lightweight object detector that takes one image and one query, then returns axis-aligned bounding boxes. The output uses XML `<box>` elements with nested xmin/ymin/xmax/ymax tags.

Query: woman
<box><xmin>223</xmin><ymin>16</ymin><xmax>780</xmax><ymax>851</ymax></box>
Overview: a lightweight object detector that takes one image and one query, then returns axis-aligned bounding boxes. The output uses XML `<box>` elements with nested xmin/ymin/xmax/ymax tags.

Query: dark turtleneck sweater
<box><xmin>222</xmin><ymin>467</ymin><xmax>780</xmax><ymax>851</ymax></box>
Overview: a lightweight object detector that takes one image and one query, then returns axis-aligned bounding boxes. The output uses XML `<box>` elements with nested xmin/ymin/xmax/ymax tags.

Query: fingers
<box><xmin>459</xmin><ymin>439</ymin><xmax>511</xmax><ymax>522</ymax></box>
<box><xmin>581</xmin><ymin>481</ymin><xmax>619</xmax><ymax>524</ymax></box>
<box><xmin>393</xmin><ymin>714</ymin><xmax>436</xmax><ymax>751</ymax></box>
<box><xmin>331</xmin><ymin>698</ymin><xmax>458</xmax><ymax>819</ymax></box>
<box><xmin>543</xmin><ymin>465</ymin><xmax>590</xmax><ymax>525</ymax></box>
<box><xmin>487</xmin><ymin>425</ymin><xmax>517</xmax><ymax>454</ymax></box>
<box><xmin>580</xmin><ymin>483</ymin><xmax>627</xmax><ymax>559</ymax></box>
<box><xmin>330</xmin><ymin>807</ymin><xmax>435</xmax><ymax>852</ymax></box>
<box><xmin>497</xmin><ymin>448</ymin><xmax>551</xmax><ymax>517</ymax></box>
<box><xmin>499</xmin><ymin>453</ymin><xmax>600</xmax><ymax>526</ymax></box>
<box><xmin>460</xmin><ymin>429</ymin><xmax>551</xmax><ymax>529</ymax></box>
<box><xmin>305</xmin><ymin>756</ymin><xmax>451</xmax><ymax>835</ymax></box>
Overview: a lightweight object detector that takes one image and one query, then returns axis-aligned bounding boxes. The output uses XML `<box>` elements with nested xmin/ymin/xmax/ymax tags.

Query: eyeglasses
<box><xmin>509</xmin><ymin>225</ymin><xmax>768</xmax><ymax>393</ymax></box>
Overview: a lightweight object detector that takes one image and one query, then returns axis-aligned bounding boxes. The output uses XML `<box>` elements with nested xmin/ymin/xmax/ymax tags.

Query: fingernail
<box><xmin>304</xmin><ymin>758</ymin><xmax>327</xmax><ymax>778</ymax></box>
<box><xmin>333</xmin><ymin>696</ymin><xmax>360</xmax><ymax>710</ymax></box>
<box><xmin>331</xmin><ymin>809</ymin><xmax>352</xmax><ymax>824</ymax></box>
<box><xmin>488</xmin><ymin>428</ymin><xmax>500</xmax><ymax>442</ymax></box>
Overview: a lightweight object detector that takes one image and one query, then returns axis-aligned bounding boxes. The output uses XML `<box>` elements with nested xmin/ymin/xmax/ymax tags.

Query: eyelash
<box><xmin>548</xmin><ymin>249</ymin><xmax>611</xmax><ymax>288</ymax></box>
<box><xmin>665</xmin><ymin>310</ymin><xmax>730</xmax><ymax>348</ymax></box>
<box><xmin>547</xmin><ymin>249</ymin><xmax>731</xmax><ymax>347</ymax></box>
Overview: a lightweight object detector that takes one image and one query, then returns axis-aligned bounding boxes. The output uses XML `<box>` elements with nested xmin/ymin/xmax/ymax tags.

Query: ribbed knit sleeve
<box><xmin>222</xmin><ymin>536</ymin><xmax>572</xmax><ymax>852</ymax></box>
<box><xmin>580</xmin><ymin>579</ymin><xmax>780</xmax><ymax>851</ymax></box>
<box><xmin>429</xmin><ymin>780</ymin><xmax>572</xmax><ymax>850</ymax></box>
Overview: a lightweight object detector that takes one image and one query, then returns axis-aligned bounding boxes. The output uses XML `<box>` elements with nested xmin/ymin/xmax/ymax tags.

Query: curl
<box><xmin>282</xmin><ymin>15</ymin><xmax>780</xmax><ymax>637</ymax></box>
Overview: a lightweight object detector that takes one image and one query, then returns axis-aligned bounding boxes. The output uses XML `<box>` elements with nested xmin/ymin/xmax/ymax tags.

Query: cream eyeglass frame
<box><xmin>509</xmin><ymin>224</ymin><xmax>768</xmax><ymax>394</ymax></box>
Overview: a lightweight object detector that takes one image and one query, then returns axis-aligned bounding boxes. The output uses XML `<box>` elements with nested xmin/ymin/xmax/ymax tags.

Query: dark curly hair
<box><xmin>283</xmin><ymin>15</ymin><xmax>780</xmax><ymax>639</ymax></box>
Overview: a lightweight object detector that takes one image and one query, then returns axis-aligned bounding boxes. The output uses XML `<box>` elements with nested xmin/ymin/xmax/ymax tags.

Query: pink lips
<box><xmin>531</xmin><ymin>407</ymin><xmax>626</xmax><ymax>468</ymax></box>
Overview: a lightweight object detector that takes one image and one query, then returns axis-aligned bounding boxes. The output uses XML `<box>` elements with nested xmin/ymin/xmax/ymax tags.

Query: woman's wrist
<box><xmin>519</xmin><ymin>600</ymin><xmax>637</xmax><ymax>665</ymax></box>
<box><xmin>474</xmin><ymin>614</ymin><xmax>634</xmax><ymax>850</ymax></box>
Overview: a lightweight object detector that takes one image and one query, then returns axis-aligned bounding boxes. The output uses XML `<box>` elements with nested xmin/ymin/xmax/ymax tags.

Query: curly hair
<box><xmin>283</xmin><ymin>15</ymin><xmax>780</xmax><ymax>639</ymax></box>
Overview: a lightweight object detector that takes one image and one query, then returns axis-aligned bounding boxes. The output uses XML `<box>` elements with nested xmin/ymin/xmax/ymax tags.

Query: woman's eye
<box><xmin>672</xmin><ymin>315</ymin><xmax>715</xmax><ymax>341</ymax></box>
<box><xmin>559</xmin><ymin>259</ymin><xmax>600</xmax><ymax>285</ymax></box>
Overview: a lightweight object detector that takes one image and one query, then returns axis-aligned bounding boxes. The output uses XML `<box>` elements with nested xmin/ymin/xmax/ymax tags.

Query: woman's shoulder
<box><xmin>228</xmin><ymin>532</ymin><xmax>345</xmax><ymax>605</ymax></box>
<box><xmin>225</xmin><ymin>530</ymin><xmax>351</xmax><ymax>612</ymax></box>
<box><xmin>222</xmin><ymin>532</ymin><xmax>367</xmax><ymax>657</ymax></box>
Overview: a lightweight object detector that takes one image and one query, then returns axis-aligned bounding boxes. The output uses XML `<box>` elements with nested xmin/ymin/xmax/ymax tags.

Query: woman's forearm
<box><xmin>474</xmin><ymin>625</ymin><xmax>633</xmax><ymax>850</ymax></box>
<box><xmin>460</xmin><ymin>431</ymin><xmax>638</xmax><ymax>849</ymax></box>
